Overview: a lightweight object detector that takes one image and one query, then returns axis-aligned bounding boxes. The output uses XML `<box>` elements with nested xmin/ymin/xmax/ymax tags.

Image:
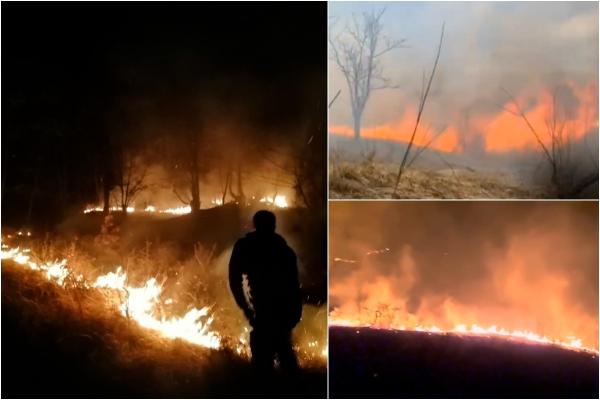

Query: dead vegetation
<box><xmin>502</xmin><ymin>87</ymin><xmax>599</xmax><ymax>198</ymax></box>
<box><xmin>1</xmin><ymin>260</ymin><xmax>325</xmax><ymax>397</ymax></box>
<box><xmin>1</xmin><ymin>216</ymin><xmax>326</xmax><ymax>397</ymax></box>
<box><xmin>330</xmin><ymin>160</ymin><xmax>540</xmax><ymax>199</ymax></box>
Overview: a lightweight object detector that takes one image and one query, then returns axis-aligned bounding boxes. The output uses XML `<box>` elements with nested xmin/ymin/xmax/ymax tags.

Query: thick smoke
<box><xmin>330</xmin><ymin>201</ymin><xmax>598</xmax><ymax>348</ymax></box>
<box><xmin>330</xmin><ymin>2</ymin><xmax>597</xmax><ymax>128</ymax></box>
<box><xmin>329</xmin><ymin>2</ymin><xmax>598</xmax><ymax>159</ymax></box>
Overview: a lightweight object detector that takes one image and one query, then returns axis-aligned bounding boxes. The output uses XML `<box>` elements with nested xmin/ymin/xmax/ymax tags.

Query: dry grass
<box><xmin>330</xmin><ymin>161</ymin><xmax>543</xmax><ymax>199</ymax></box>
<box><xmin>1</xmin><ymin>226</ymin><xmax>326</xmax><ymax>397</ymax></box>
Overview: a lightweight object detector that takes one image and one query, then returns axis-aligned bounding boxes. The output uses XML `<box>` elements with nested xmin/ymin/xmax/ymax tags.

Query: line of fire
<box><xmin>2</xmin><ymin>3</ymin><xmax>327</xmax><ymax>398</ymax></box>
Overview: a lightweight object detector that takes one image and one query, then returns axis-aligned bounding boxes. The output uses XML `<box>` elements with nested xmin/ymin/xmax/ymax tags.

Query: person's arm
<box><xmin>228</xmin><ymin>240</ymin><xmax>254</xmax><ymax>323</ymax></box>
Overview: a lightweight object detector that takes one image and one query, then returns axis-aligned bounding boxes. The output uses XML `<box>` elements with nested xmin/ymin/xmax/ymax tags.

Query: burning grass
<box><xmin>1</xmin><ymin>232</ymin><xmax>326</xmax><ymax>397</ymax></box>
<box><xmin>329</xmin><ymin>161</ymin><xmax>540</xmax><ymax>199</ymax></box>
<box><xmin>328</xmin><ymin>315</ymin><xmax>598</xmax><ymax>355</ymax></box>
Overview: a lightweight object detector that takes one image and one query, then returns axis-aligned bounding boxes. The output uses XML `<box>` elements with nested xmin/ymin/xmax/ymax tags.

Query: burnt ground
<box><xmin>1</xmin><ymin>261</ymin><xmax>326</xmax><ymax>398</ymax></box>
<box><xmin>329</xmin><ymin>326</ymin><xmax>599</xmax><ymax>398</ymax></box>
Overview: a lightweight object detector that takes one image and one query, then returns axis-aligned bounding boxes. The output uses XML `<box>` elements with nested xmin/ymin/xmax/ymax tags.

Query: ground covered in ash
<box><xmin>329</xmin><ymin>161</ymin><xmax>542</xmax><ymax>199</ymax></box>
<box><xmin>1</xmin><ymin>260</ymin><xmax>326</xmax><ymax>398</ymax></box>
<box><xmin>329</xmin><ymin>326</ymin><xmax>599</xmax><ymax>398</ymax></box>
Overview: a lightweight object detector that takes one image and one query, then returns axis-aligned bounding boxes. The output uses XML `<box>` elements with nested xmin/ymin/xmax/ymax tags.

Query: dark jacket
<box><xmin>229</xmin><ymin>231</ymin><xmax>302</xmax><ymax>330</ymax></box>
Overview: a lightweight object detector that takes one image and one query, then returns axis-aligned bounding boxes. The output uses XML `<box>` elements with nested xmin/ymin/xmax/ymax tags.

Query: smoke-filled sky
<box><xmin>330</xmin><ymin>201</ymin><xmax>599</xmax><ymax>348</ymax></box>
<box><xmin>329</xmin><ymin>1</ymin><xmax>598</xmax><ymax>153</ymax></box>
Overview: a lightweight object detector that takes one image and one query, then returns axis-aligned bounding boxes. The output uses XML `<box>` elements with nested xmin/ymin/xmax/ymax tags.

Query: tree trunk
<box><xmin>102</xmin><ymin>170</ymin><xmax>111</xmax><ymax>214</ymax></box>
<box><xmin>190</xmin><ymin>132</ymin><xmax>201</xmax><ymax>214</ymax></box>
<box><xmin>221</xmin><ymin>168</ymin><xmax>231</xmax><ymax>205</ymax></box>
<box><xmin>190</xmin><ymin>171</ymin><xmax>200</xmax><ymax>213</ymax></box>
<box><xmin>236</xmin><ymin>163</ymin><xmax>245</xmax><ymax>205</ymax></box>
<box><xmin>353</xmin><ymin>111</ymin><xmax>362</xmax><ymax>140</ymax></box>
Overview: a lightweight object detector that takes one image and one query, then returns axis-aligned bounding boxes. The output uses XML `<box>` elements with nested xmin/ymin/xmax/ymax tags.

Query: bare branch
<box><xmin>501</xmin><ymin>87</ymin><xmax>554</xmax><ymax>167</ymax></box>
<box><xmin>393</xmin><ymin>22</ymin><xmax>445</xmax><ymax>195</ymax></box>
<box><xmin>329</xmin><ymin>89</ymin><xmax>342</xmax><ymax>108</ymax></box>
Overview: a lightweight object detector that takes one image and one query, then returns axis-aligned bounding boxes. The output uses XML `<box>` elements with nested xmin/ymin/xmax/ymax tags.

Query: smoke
<box><xmin>330</xmin><ymin>201</ymin><xmax>598</xmax><ymax>348</ymax></box>
<box><xmin>329</xmin><ymin>2</ymin><xmax>598</xmax><ymax>156</ymax></box>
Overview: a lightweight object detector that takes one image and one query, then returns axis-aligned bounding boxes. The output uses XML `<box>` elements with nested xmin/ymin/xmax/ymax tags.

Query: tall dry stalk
<box><xmin>393</xmin><ymin>23</ymin><xmax>445</xmax><ymax>196</ymax></box>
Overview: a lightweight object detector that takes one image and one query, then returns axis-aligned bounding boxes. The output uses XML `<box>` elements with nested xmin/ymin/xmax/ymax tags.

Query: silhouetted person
<box><xmin>229</xmin><ymin>210</ymin><xmax>302</xmax><ymax>372</ymax></box>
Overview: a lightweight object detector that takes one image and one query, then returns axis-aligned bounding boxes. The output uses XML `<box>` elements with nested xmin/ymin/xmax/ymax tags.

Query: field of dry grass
<box><xmin>1</xmin><ymin>258</ymin><xmax>326</xmax><ymax>398</ymax></box>
<box><xmin>329</xmin><ymin>161</ymin><xmax>544</xmax><ymax>199</ymax></box>
<box><xmin>1</xmin><ymin>211</ymin><xmax>326</xmax><ymax>397</ymax></box>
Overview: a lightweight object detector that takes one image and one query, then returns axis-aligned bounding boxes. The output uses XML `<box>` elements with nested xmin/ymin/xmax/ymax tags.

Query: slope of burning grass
<box><xmin>329</xmin><ymin>161</ymin><xmax>542</xmax><ymax>199</ymax></box>
<box><xmin>1</xmin><ymin>259</ymin><xmax>326</xmax><ymax>398</ymax></box>
<box><xmin>329</xmin><ymin>326</ymin><xmax>599</xmax><ymax>398</ymax></box>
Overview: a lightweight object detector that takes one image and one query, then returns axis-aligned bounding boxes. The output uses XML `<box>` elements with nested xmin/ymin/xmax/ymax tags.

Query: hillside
<box><xmin>1</xmin><ymin>259</ymin><xmax>326</xmax><ymax>398</ymax></box>
<box><xmin>329</xmin><ymin>326</ymin><xmax>599</xmax><ymax>398</ymax></box>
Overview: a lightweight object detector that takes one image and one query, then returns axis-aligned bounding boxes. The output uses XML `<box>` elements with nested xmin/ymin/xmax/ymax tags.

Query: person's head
<box><xmin>253</xmin><ymin>210</ymin><xmax>276</xmax><ymax>233</ymax></box>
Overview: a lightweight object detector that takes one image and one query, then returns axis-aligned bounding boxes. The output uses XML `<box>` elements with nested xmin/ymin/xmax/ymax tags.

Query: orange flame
<box><xmin>1</xmin><ymin>240</ymin><xmax>326</xmax><ymax>363</ymax></box>
<box><xmin>330</xmin><ymin>106</ymin><xmax>461</xmax><ymax>153</ymax></box>
<box><xmin>329</xmin><ymin>313</ymin><xmax>598</xmax><ymax>354</ymax></box>
<box><xmin>330</xmin><ymin>81</ymin><xmax>598</xmax><ymax>153</ymax></box>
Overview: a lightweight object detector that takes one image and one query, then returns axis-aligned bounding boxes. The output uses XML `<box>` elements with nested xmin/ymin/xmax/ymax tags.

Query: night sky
<box><xmin>2</xmin><ymin>2</ymin><xmax>326</xmax><ymax>226</ymax></box>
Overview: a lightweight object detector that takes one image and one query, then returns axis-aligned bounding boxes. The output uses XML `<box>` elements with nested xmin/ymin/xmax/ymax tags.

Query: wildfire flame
<box><xmin>1</xmin><ymin>243</ymin><xmax>220</xmax><ymax>349</ymax></box>
<box><xmin>330</xmin><ymin>81</ymin><xmax>598</xmax><ymax>154</ymax></box>
<box><xmin>1</xmin><ymin>240</ymin><xmax>326</xmax><ymax>363</ymax></box>
<box><xmin>259</xmin><ymin>194</ymin><xmax>289</xmax><ymax>208</ymax></box>
<box><xmin>83</xmin><ymin>195</ymin><xmax>289</xmax><ymax>215</ymax></box>
<box><xmin>329</xmin><ymin>314</ymin><xmax>598</xmax><ymax>354</ymax></box>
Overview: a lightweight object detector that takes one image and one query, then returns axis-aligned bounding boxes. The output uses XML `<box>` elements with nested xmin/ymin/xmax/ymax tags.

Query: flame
<box><xmin>329</xmin><ymin>313</ymin><xmax>598</xmax><ymax>354</ymax></box>
<box><xmin>330</xmin><ymin>81</ymin><xmax>598</xmax><ymax>153</ymax></box>
<box><xmin>259</xmin><ymin>194</ymin><xmax>289</xmax><ymax>208</ymax></box>
<box><xmin>92</xmin><ymin>267</ymin><xmax>220</xmax><ymax>348</ymax></box>
<box><xmin>1</xmin><ymin>240</ymin><xmax>325</xmax><ymax>363</ymax></box>
<box><xmin>1</xmin><ymin>243</ymin><xmax>220</xmax><ymax>349</ymax></box>
<box><xmin>160</xmin><ymin>205</ymin><xmax>192</xmax><ymax>215</ymax></box>
<box><xmin>482</xmin><ymin>81</ymin><xmax>599</xmax><ymax>152</ymax></box>
<box><xmin>82</xmin><ymin>194</ymin><xmax>289</xmax><ymax>215</ymax></box>
<box><xmin>84</xmin><ymin>206</ymin><xmax>135</xmax><ymax>214</ymax></box>
<box><xmin>1</xmin><ymin>245</ymin><xmax>77</xmax><ymax>285</ymax></box>
<box><xmin>330</xmin><ymin>106</ymin><xmax>461</xmax><ymax>153</ymax></box>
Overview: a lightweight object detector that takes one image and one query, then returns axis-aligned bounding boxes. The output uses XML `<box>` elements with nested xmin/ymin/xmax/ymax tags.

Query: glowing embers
<box><xmin>329</xmin><ymin>316</ymin><xmax>598</xmax><ymax>354</ymax></box>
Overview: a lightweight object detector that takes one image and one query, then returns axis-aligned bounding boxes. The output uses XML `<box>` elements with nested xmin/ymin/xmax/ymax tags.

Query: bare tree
<box><xmin>169</xmin><ymin>129</ymin><xmax>206</xmax><ymax>214</ymax></box>
<box><xmin>114</xmin><ymin>151</ymin><xmax>147</xmax><ymax>213</ymax></box>
<box><xmin>330</xmin><ymin>8</ymin><xmax>405</xmax><ymax>140</ymax></box>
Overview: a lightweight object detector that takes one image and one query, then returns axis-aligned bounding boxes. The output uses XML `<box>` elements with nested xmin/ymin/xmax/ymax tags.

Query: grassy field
<box><xmin>329</xmin><ymin>326</ymin><xmax>599</xmax><ymax>398</ymax></box>
<box><xmin>329</xmin><ymin>161</ymin><xmax>541</xmax><ymax>199</ymax></box>
<box><xmin>1</xmin><ymin>204</ymin><xmax>327</xmax><ymax>397</ymax></box>
<box><xmin>1</xmin><ymin>260</ymin><xmax>326</xmax><ymax>398</ymax></box>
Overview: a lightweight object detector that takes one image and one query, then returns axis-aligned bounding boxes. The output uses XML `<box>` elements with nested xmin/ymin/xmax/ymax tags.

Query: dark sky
<box><xmin>2</xmin><ymin>2</ymin><xmax>326</xmax><ymax>226</ymax></box>
<box><xmin>3</xmin><ymin>2</ymin><xmax>326</xmax><ymax>129</ymax></box>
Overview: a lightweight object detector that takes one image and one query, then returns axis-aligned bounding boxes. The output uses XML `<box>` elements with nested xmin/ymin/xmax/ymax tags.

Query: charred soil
<box><xmin>329</xmin><ymin>326</ymin><xmax>599</xmax><ymax>398</ymax></box>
